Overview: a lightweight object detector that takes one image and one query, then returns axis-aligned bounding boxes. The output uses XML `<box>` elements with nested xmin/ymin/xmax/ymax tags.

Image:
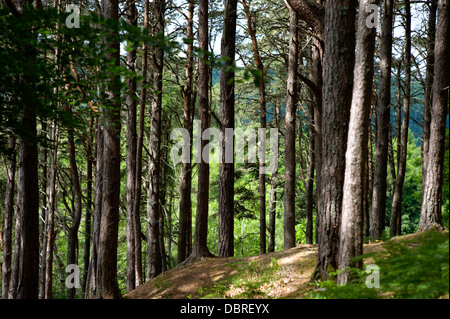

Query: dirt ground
<box><xmin>125</xmin><ymin>238</ymin><xmax>395</xmax><ymax>299</ymax></box>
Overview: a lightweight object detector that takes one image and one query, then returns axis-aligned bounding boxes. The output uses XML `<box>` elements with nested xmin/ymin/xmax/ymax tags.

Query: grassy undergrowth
<box><xmin>310</xmin><ymin>231</ymin><xmax>449</xmax><ymax>299</ymax></box>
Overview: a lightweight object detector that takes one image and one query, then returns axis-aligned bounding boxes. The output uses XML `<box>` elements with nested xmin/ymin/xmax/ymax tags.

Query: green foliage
<box><xmin>385</xmin><ymin>132</ymin><xmax>423</xmax><ymax>234</ymax></box>
<box><xmin>310</xmin><ymin>231</ymin><xmax>449</xmax><ymax>299</ymax></box>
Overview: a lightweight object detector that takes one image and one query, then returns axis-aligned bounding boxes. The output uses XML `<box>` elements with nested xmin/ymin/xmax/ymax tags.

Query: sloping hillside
<box><xmin>124</xmin><ymin>231</ymin><xmax>449</xmax><ymax>299</ymax></box>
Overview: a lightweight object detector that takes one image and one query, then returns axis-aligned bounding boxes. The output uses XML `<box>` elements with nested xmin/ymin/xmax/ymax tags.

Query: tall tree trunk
<box><xmin>66</xmin><ymin>106</ymin><xmax>83</xmax><ymax>299</ymax></box>
<box><xmin>178</xmin><ymin>0</ymin><xmax>195</xmax><ymax>265</ymax></box>
<box><xmin>241</xmin><ymin>0</ymin><xmax>267</xmax><ymax>255</ymax></box>
<box><xmin>315</xmin><ymin>0</ymin><xmax>355</xmax><ymax>280</ymax></box>
<box><xmin>125</xmin><ymin>0</ymin><xmax>138</xmax><ymax>292</ymax></box>
<box><xmin>187</xmin><ymin>0</ymin><xmax>214</xmax><ymax>262</ymax></box>
<box><xmin>133</xmin><ymin>0</ymin><xmax>150</xmax><ymax>287</ymax></box>
<box><xmin>370</xmin><ymin>0</ymin><xmax>394</xmax><ymax>240</ymax></box>
<box><xmin>420</xmin><ymin>0</ymin><xmax>449</xmax><ymax>231</ymax></box>
<box><xmin>421</xmin><ymin>0</ymin><xmax>437</xmax><ymax>200</ymax></box>
<box><xmin>147</xmin><ymin>0</ymin><xmax>165</xmax><ymax>279</ymax></box>
<box><xmin>44</xmin><ymin>122</ymin><xmax>58</xmax><ymax>299</ymax></box>
<box><xmin>2</xmin><ymin>137</ymin><xmax>16</xmax><ymax>299</ymax></box>
<box><xmin>390</xmin><ymin>0</ymin><xmax>411</xmax><ymax>237</ymax></box>
<box><xmin>305</xmin><ymin>95</ymin><xmax>315</xmax><ymax>245</ymax></box>
<box><xmin>283</xmin><ymin>0</ymin><xmax>299</xmax><ymax>250</ymax></box>
<box><xmin>96</xmin><ymin>0</ymin><xmax>122</xmax><ymax>299</ymax></box>
<box><xmin>337</xmin><ymin>0</ymin><xmax>378</xmax><ymax>285</ymax></box>
<box><xmin>218</xmin><ymin>0</ymin><xmax>237</xmax><ymax>257</ymax></box>
<box><xmin>82</xmin><ymin>116</ymin><xmax>94</xmax><ymax>294</ymax></box>
<box><xmin>312</xmin><ymin>35</ymin><xmax>323</xmax><ymax>246</ymax></box>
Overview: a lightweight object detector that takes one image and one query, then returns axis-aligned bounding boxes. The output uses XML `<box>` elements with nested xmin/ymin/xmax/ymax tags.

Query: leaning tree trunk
<box><xmin>315</xmin><ymin>0</ymin><xmax>355</xmax><ymax>280</ymax></box>
<box><xmin>338</xmin><ymin>0</ymin><xmax>378</xmax><ymax>285</ymax></box>
<box><xmin>420</xmin><ymin>0</ymin><xmax>449</xmax><ymax>231</ymax></box>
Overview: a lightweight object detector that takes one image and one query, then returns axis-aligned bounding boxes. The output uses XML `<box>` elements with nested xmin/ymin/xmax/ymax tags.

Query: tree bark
<box><xmin>218</xmin><ymin>0</ymin><xmax>238</xmax><ymax>257</ymax></box>
<box><xmin>147</xmin><ymin>0</ymin><xmax>165</xmax><ymax>279</ymax></box>
<box><xmin>125</xmin><ymin>0</ymin><xmax>138</xmax><ymax>292</ymax></box>
<box><xmin>178</xmin><ymin>0</ymin><xmax>195</xmax><ymax>265</ymax></box>
<box><xmin>96</xmin><ymin>0</ymin><xmax>122</xmax><ymax>299</ymax></box>
<box><xmin>390</xmin><ymin>0</ymin><xmax>411</xmax><ymax>237</ymax></box>
<box><xmin>422</xmin><ymin>0</ymin><xmax>437</xmax><ymax>201</ymax></box>
<box><xmin>2</xmin><ymin>136</ymin><xmax>16</xmax><ymax>299</ymax></box>
<box><xmin>370</xmin><ymin>0</ymin><xmax>394</xmax><ymax>240</ymax></box>
<box><xmin>185</xmin><ymin>0</ymin><xmax>214</xmax><ymax>263</ymax></box>
<box><xmin>420</xmin><ymin>0</ymin><xmax>449</xmax><ymax>231</ymax></box>
<box><xmin>338</xmin><ymin>0</ymin><xmax>378</xmax><ymax>285</ymax></box>
<box><xmin>283</xmin><ymin>0</ymin><xmax>299</xmax><ymax>250</ymax></box>
<box><xmin>65</xmin><ymin>105</ymin><xmax>83</xmax><ymax>299</ymax></box>
<box><xmin>241</xmin><ymin>0</ymin><xmax>268</xmax><ymax>255</ymax></box>
<box><xmin>315</xmin><ymin>0</ymin><xmax>355</xmax><ymax>280</ymax></box>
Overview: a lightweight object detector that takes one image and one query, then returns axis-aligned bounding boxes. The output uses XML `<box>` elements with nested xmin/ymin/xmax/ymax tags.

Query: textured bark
<box><xmin>218</xmin><ymin>0</ymin><xmax>237</xmax><ymax>257</ymax></box>
<box><xmin>96</xmin><ymin>0</ymin><xmax>122</xmax><ymax>299</ymax></box>
<box><xmin>422</xmin><ymin>0</ymin><xmax>437</xmax><ymax>199</ymax></box>
<box><xmin>15</xmin><ymin>108</ymin><xmax>40</xmax><ymax>299</ymax></box>
<box><xmin>147</xmin><ymin>0</ymin><xmax>165</xmax><ymax>279</ymax></box>
<box><xmin>370</xmin><ymin>0</ymin><xmax>394</xmax><ymax>240</ymax></box>
<box><xmin>66</xmin><ymin>106</ymin><xmax>83</xmax><ymax>299</ymax></box>
<box><xmin>390</xmin><ymin>0</ymin><xmax>411</xmax><ymax>237</ymax></box>
<box><xmin>420</xmin><ymin>0</ymin><xmax>449</xmax><ymax>231</ymax></box>
<box><xmin>2</xmin><ymin>137</ymin><xmax>16</xmax><ymax>299</ymax></box>
<box><xmin>285</xmin><ymin>0</ymin><xmax>324</xmax><ymax>36</ymax></box>
<box><xmin>283</xmin><ymin>1</ymin><xmax>299</xmax><ymax>250</ymax></box>
<box><xmin>241</xmin><ymin>0</ymin><xmax>267</xmax><ymax>255</ymax></box>
<box><xmin>315</xmin><ymin>0</ymin><xmax>355</xmax><ymax>280</ymax></box>
<box><xmin>186</xmin><ymin>0</ymin><xmax>214</xmax><ymax>262</ymax></box>
<box><xmin>125</xmin><ymin>0</ymin><xmax>138</xmax><ymax>292</ymax></box>
<box><xmin>338</xmin><ymin>0</ymin><xmax>378</xmax><ymax>285</ymax></box>
<box><xmin>44</xmin><ymin>122</ymin><xmax>58</xmax><ymax>299</ymax></box>
<box><xmin>178</xmin><ymin>0</ymin><xmax>195</xmax><ymax>265</ymax></box>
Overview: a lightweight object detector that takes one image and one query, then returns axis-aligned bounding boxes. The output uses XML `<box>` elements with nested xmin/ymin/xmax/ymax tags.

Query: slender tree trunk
<box><xmin>218</xmin><ymin>0</ymin><xmax>238</xmax><ymax>257</ymax></box>
<box><xmin>241</xmin><ymin>0</ymin><xmax>267</xmax><ymax>255</ymax></box>
<box><xmin>315</xmin><ymin>0</ymin><xmax>355</xmax><ymax>280</ymax></box>
<box><xmin>147</xmin><ymin>0</ymin><xmax>165</xmax><ymax>279</ymax></box>
<box><xmin>2</xmin><ymin>137</ymin><xmax>16</xmax><ymax>299</ymax></box>
<box><xmin>370</xmin><ymin>0</ymin><xmax>394</xmax><ymax>240</ymax></box>
<box><xmin>283</xmin><ymin>1</ymin><xmax>299</xmax><ymax>250</ymax></box>
<box><xmin>96</xmin><ymin>0</ymin><xmax>122</xmax><ymax>299</ymax></box>
<box><xmin>420</xmin><ymin>0</ymin><xmax>449</xmax><ymax>231</ymax></box>
<box><xmin>133</xmin><ymin>0</ymin><xmax>150</xmax><ymax>287</ymax></box>
<box><xmin>337</xmin><ymin>0</ymin><xmax>378</xmax><ymax>285</ymax></box>
<box><xmin>125</xmin><ymin>0</ymin><xmax>138</xmax><ymax>292</ymax></box>
<box><xmin>66</xmin><ymin>106</ymin><xmax>83</xmax><ymax>299</ymax></box>
<box><xmin>178</xmin><ymin>0</ymin><xmax>195</xmax><ymax>265</ymax></box>
<box><xmin>82</xmin><ymin>116</ymin><xmax>94</xmax><ymax>294</ymax></box>
<box><xmin>44</xmin><ymin>122</ymin><xmax>58</xmax><ymax>299</ymax></box>
<box><xmin>390</xmin><ymin>0</ymin><xmax>411</xmax><ymax>237</ymax></box>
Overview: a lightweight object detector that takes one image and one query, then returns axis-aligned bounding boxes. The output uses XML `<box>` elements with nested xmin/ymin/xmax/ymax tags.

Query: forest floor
<box><xmin>124</xmin><ymin>232</ymin><xmax>445</xmax><ymax>299</ymax></box>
